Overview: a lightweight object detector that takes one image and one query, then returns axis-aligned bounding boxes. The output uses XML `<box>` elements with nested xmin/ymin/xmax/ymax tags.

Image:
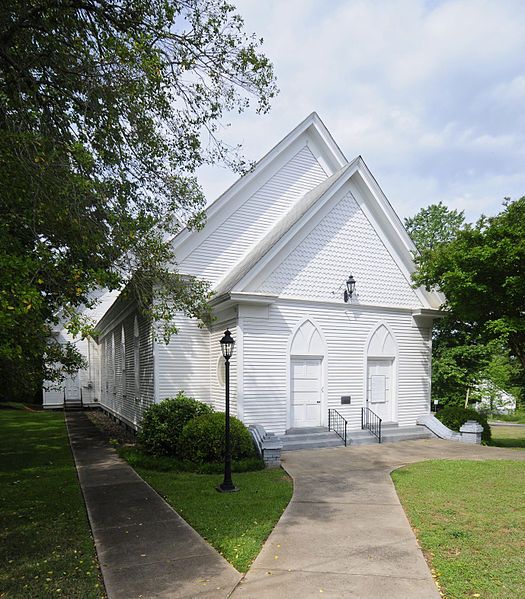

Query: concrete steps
<box><xmin>278</xmin><ymin>424</ymin><xmax>433</xmax><ymax>451</ymax></box>
<box><xmin>63</xmin><ymin>401</ymin><xmax>83</xmax><ymax>411</ymax></box>
<box><xmin>279</xmin><ymin>428</ymin><xmax>345</xmax><ymax>451</ymax></box>
<box><xmin>349</xmin><ymin>423</ymin><xmax>433</xmax><ymax>446</ymax></box>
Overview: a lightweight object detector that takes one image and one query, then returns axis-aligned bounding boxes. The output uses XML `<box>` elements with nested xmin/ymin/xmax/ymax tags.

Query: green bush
<box><xmin>138</xmin><ymin>392</ymin><xmax>213</xmax><ymax>456</ymax></box>
<box><xmin>436</xmin><ymin>405</ymin><xmax>491</xmax><ymax>443</ymax></box>
<box><xmin>178</xmin><ymin>412</ymin><xmax>257</xmax><ymax>464</ymax></box>
<box><xmin>497</xmin><ymin>410</ymin><xmax>525</xmax><ymax>424</ymax></box>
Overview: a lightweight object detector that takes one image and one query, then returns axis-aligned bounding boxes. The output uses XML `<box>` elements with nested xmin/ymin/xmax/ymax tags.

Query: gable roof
<box><xmin>212</xmin><ymin>155</ymin><xmax>442</xmax><ymax>310</ymax></box>
<box><xmin>169</xmin><ymin>112</ymin><xmax>348</xmax><ymax>263</ymax></box>
<box><xmin>213</xmin><ymin>160</ymin><xmax>356</xmax><ymax>296</ymax></box>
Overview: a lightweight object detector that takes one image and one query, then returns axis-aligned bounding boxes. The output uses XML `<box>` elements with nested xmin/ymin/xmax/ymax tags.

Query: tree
<box><xmin>405</xmin><ymin>203</ymin><xmax>469</xmax><ymax>407</ymax></box>
<box><xmin>430</xmin><ymin>316</ymin><xmax>491</xmax><ymax>408</ymax></box>
<box><xmin>414</xmin><ymin>197</ymin><xmax>525</xmax><ymax>376</ymax></box>
<box><xmin>0</xmin><ymin>1</ymin><xmax>277</xmax><ymax>397</ymax></box>
<box><xmin>404</xmin><ymin>201</ymin><xmax>464</xmax><ymax>252</ymax></box>
<box><xmin>473</xmin><ymin>351</ymin><xmax>524</xmax><ymax>411</ymax></box>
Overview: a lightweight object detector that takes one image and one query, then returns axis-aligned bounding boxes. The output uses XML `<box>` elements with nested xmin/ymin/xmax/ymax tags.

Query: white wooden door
<box><xmin>64</xmin><ymin>372</ymin><xmax>81</xmax><ymax>402</ymax></box>
<box><xmin>367</xmin><ymin>359</ymin><xmax>393</xmax><ymax>422</ymax></box>
<box><xmin>291</xmin><ymin>358</ymin><xmax>322</xmax><ymax>428</ymax></box>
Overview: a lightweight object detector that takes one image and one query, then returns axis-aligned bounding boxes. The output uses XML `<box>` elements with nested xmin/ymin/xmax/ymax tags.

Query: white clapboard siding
<box><xmin>242</xmin><ymin>301</ymin><xmax>431</xmax><ymax>435</ymax></box>
<box><xmin>98</xmin><ymin>309</ymin><xmax>155</xmax><ymax>428</ymax></box>
<box><xmin>179</xmin><ymin>146</ymin><xmax>328</xmax><ymax>284</ymax></box>
<box><xmin>155</xmin><ymin>313</ymin><xmax>211</xmax><ymax>405</ymax></box>
<box><xmin>257</xmin><ymin>190</ymin><xmax>421</xmax><ymax>308</ymax></box>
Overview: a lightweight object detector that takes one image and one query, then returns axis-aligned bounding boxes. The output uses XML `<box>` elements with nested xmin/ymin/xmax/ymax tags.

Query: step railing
<box><xmin>328</xmin><ymin>409</ymin><xmax>348</xmax><ymax>446</ymax></box>
<box><xmin>361</xmin><ymin>407</ymin><xmax>382</xmax><ymax>443</ymax></box>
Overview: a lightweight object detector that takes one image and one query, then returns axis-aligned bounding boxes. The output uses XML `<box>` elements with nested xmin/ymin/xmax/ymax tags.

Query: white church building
<box><xmin>45</xmin><ymin>113</ymin><xmax>442</xmax><ymax>440</ymax></box>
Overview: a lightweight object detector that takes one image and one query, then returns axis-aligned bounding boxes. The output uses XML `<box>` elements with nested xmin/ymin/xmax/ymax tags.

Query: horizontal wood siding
<box><xmin>99</xmin><ymin>308</ymin><xmax>155</xmax><ymax>428</ymax></box>
<box><xmin>242</xmin><ymin>301</ymin><xmax>431</xmax><ymax>435</ymax></box>
<box><xmin>242</xmin><ymin>313</ymin><xmax>288</xmax><ymax>432</ymax></box>
<box><xmin>179</xmin><ymin>146</ymin><xmax>328</xmax><ymax>285</ymax></box>
<box><xmin>156</xmin><ymin>313</ymin><xmax>211</xmax><ymax>405</ymax></box>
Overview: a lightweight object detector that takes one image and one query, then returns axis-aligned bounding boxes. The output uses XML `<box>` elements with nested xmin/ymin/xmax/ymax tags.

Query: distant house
<box><xmin>474</xmin><ymin>380</ymin><xmax>517</xmax><ymax>415</ymax></box>
<box><xmin>46</xmin><ymin>113</ymin><xmax>442</xmax><ymax>437</ymax></box>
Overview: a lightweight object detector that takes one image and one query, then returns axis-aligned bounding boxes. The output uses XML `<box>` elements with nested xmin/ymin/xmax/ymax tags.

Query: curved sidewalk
<box><xmin>232</xmin><ymin>439</ymin><xmax>525</xmax><ymax>599</ymax></box>
<box><xmin>66</xmin><ymin>412</ymin><xmax>241</xmax><ymax>599</ymax></box>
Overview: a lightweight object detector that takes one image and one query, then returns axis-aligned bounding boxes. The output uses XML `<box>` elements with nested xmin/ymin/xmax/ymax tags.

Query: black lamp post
<box><xmin>344</xmin><ymin>275</ymin><xmax>356</xmax><ymax>302</ymax></box>
<box><xmin>217</xmin><ymin>329</ymin><xmax>238</xmax><ymax>493</ymax></box>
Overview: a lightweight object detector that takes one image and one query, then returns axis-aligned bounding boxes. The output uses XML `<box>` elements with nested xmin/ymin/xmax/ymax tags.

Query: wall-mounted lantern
<box><xmin>343</xmin><ymin>275</ymin><xmax>356</xmax><ymax>303</ymax></box>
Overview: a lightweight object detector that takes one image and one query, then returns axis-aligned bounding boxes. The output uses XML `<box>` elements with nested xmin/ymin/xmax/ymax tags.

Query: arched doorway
<box><xmin>289</xmin><ymin>319</ymin><xmax>326</xmax><ymax>429</ymax></box>
<box><xmin>366</xmin><ymin>323</ymin><xmax>397</xmax><ymax>422</ymax></box>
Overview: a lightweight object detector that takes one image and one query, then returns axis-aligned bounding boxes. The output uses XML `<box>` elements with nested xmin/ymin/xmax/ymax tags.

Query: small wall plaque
<box><xmin>340</xmin><ymin>396</ymin><xmax>351</xmax><ymax>405</ymax></box>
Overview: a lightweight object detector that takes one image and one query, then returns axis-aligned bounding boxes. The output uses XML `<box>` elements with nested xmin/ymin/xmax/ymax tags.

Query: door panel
<box><xmin>367</xmin><ymin>359</ymin><xmax>393</xmax><ymax>421</ymax></box>
<box><xmin>291</xmin><ymin>358</ymin><xmax>322</xmax><ymax>428</ymax></box>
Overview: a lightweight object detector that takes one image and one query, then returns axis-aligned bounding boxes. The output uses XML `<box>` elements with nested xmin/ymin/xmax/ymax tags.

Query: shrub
<box><xmin>138</xmin><ymin>392</ymin><xmax>213</xmax><ymax>456</ymax></box>
<box><xmin>178</xmin><ymin>412</ymin><xmax>257</xmax><ymax>464</ymax></box>
<box><xmin>436</xmin><ymin>405</ymin><xmax>491</xmax><ymax>443</ymax></box>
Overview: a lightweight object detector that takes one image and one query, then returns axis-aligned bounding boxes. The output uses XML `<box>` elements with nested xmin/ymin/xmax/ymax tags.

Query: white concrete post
<box><xmin>459</xmin><ymin>420</ymin><xmax>484</xmax><ymax>444</ymax></box>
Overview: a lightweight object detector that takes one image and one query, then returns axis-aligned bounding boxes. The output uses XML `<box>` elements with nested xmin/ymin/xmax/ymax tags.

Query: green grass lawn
<box><xmin>490</xmin><ymin>424</ymin><xmax>525</xmax><ymax>449</ymax></box>
<box><xmin>0</xmin><ymin>407</ymin><xmax>104</xmax><ymax>598</ymax></box>
<box><xmin>392</xmin><ymin>460</ymin><xmax>525</xmax><ymax>599</ymax></box>
<box><xmin>119</xmin><ymin>447</ymin><xmax>293</xmax><ymax>572</ymax></box>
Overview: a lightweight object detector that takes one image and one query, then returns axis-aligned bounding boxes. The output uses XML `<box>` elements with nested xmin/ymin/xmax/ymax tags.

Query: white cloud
<box><xmin>197</xmin><ymin>0</ymin><xmax>525</xmax><ymax>221</ymax></box>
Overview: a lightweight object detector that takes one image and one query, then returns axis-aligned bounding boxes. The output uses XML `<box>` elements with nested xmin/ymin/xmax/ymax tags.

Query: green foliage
<box><xmin>436</xmin><ymin>405</ymin><xmax>491</xmax><ymax>443</ymax></box>
<box><xmin>405</xmin><ymin>201</ymin><xmax>465</xmax><ymax>252</ymax></box>
<box><xmin>431</xmin><ymin>316</ymin><xmax>490</xmax><ymax>407</ymax></box>
<box><xmin>413</xmin><ymin>198</ymin><xmax>525</xmax><ymax>373</ymax></box>
<box><xmin>138</xmin><ymin>393</ymin><xmax>213</xmax><ymax>456</ymax></box>
<box><xmin>496</xmin><ymin>410</ymin><xmax>525</xmax><ymax>424</ymax></box>
<box><xmin>476</xmin><ymin>351</ymin><xmax>524</xmax><ymax>409</ymax></box>
<box><xmin>0</xmin><ymin>1</ymin><xmax>276</xmax><ymax>394</ymax></box>
<box><xmin>409</xmin><ymin>198</ymin><xmax>525</xmax><ymax>406</ymax></box>
<box><xmin>178</xmin><ymin>411</ymin><xmax>257</xmax><ymax>464</ymax></box>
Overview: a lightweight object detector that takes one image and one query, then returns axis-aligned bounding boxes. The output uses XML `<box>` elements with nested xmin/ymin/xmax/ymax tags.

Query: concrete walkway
<box><xmin>68</xmin><ymin>413</ymin><xmax>525</xmax><ymax>599</ymax></box>
<box><xmin>66</xmin><ymin>412</ymin><xmax>241</xmax><ymax>599</ymax></box>
<box><xmin>231</xmin><ymin>439</ymin><xmax>525</xmax><ymax>599</ymax></box>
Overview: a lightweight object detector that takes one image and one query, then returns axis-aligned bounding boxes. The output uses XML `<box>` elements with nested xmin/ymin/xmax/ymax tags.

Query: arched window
<box><xmin>216</xmin><ymin>354</ymin><xmax>226</xmax><ymax>387</ymax></box>
<box><xmin>121</xmin><ymin>325</ymin><xmax>126</xmax><ymax>398</ymax></box>
<box><xmin>133</xmin><ymin>316</ymin><xmax>140</xmax><ymax>398</ymax></box>
<box><xmin>367</xmin><ymin>324</ymin><xmax>396</xmax><ymax>357</ymax></box>
<box><xmin>103</xmin><ymin>337</ymin><xmax>109</xmax><ymax>397</ymax></box>
<box><xmin>290</xmin><ymin>319</ymin><xmax>324</xmax><ymax>355</ymax></box>
<box><xmin>111</xmin><ymin>332</ymin><xmax>116</xmax><ymax>404</ymax></box>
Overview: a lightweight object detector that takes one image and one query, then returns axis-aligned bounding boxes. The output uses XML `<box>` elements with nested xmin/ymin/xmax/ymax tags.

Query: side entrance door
<box><xmin>64</xmin><ymin>372</ymin><xmax>81</xmax><ymax>404</ymax></box>
<box><xmin>367</xmin><ymin>359</ymin><xmax>393</xmax><ymax>422</ymax></box>
<box><xmin>291</xmin><ymin>357</ymin><xmax>322</xmax><ymax>428</ymax></box>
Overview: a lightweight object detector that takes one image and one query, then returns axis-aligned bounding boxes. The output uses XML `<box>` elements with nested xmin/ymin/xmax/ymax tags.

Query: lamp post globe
<box><xmin>217</xmin><ymin>330</ymin><xmax>238</xmax><ymax>493</ymax></box>
<box><xmin>220</xmin><ymin>329</ymin><xmax>235</xmax><ymax>359</ymax></box>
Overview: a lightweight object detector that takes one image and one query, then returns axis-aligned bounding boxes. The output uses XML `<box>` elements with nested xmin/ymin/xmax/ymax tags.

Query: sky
<box><xmin>196</xmin><ymin>0</ymin><xmax>525</xmax><ymax>222</ymax></box>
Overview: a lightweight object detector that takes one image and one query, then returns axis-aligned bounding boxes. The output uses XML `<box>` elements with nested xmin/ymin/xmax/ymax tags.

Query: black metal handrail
<box><xmin>361</xmin><ymin>407</ymin><xmax>382</xmax><ymax>443</ymax></box>
<box><xmin>328</xmin><ymin>409</ymin><xmax>348</xmax><ymax>446</ymax></box>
